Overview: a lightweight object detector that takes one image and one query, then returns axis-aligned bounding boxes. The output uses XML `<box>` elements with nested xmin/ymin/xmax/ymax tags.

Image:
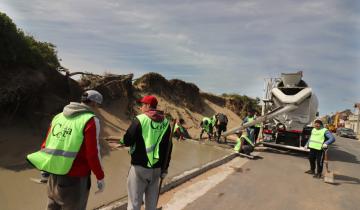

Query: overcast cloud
<box><xmin>1</xmin><ymin>0</ymin><xmax>359</xmax><ymax>115</ymax></box>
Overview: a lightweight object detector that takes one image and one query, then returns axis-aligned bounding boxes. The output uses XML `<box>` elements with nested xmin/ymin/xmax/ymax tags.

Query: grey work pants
<box><xmin>127</xmin><ymin>165</ymin><xmax>161</xmax><ymax>210</ymax></box>
<box><xmin>46</xmin><ymin>174</ymin><xmax>91</xmax><ymax>210</ymax></box>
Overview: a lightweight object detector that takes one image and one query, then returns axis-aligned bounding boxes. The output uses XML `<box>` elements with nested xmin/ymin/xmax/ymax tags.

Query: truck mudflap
<box><xmin>261</xmin><ymin>142</ymin><xmax>310</xmax><ymax>152</ymax></box>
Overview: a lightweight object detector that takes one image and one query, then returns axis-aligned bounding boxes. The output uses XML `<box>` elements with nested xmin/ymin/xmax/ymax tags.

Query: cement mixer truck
<box><xmin>223</xmin><ymin>71</ymin><xmax>318</xmax><ymax>152</ymax></box>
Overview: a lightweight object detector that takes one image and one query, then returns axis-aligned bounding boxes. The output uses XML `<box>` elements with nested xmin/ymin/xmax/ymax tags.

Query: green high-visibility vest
<box><xmin>202</xmin><ymin>117</ymin><xmax>211</xmax><ymax>133</ymax></box>
<box><xmin>211</xmin><ymin>115</ymin><xmax>216</xmax><ymax>126</ymax></box>
<box><xmin>27</xmin><ymin>112</ymin><xmax>95</xmax><ymax>175</ymax></box>
<box><xmin>137</xmin><ymin>114</ymin><xmax>170</xmax><ymax>167</ymax></box>
<box><xmin>174</xmin><ymin>123</ymin><xmax>179</xmax><ymax>133</ymax></box>
<box><xmin>234</xmin><ymin>135</ymin><xmax>254</xmax><ymax>151</ymax></box>
<box><xmin>174</xmin><ymin>123</ymin><xmax>184</xmax><ymax>133</ymax></box>
<box><xmin>247</xmin><ymin>116</ymin><xmax>254</xmax><ymax>123</ymax></box>
<box><xmin>308</xmin><ymin>128</ymin><xmax>327</xmax><ymax>150</ymax></box>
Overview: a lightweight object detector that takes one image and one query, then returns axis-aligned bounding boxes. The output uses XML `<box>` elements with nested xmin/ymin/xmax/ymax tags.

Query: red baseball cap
<box><xmin>137</xmin><ymin>95</ymin><xmax>158</xmax><ymax>107</ymax></box>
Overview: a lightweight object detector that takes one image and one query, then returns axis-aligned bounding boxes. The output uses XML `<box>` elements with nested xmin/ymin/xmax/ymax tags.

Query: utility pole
<box><xmin>355</xmin><ymin>103</ymin><xmax>360</xmax><ymax>136</ymax></box>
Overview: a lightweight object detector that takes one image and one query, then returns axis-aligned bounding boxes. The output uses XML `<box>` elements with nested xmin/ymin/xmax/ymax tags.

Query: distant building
<box><xmin>345</xmin><ymin>104</ymin><xmax>360</xmax><ymax>135</ymax></box>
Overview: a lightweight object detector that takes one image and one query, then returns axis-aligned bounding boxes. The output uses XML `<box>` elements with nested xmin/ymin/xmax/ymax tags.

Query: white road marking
<box><xmin>163</xmin><ymin>152</ymin><xmax>257</xmax><ymax>210</ymax></box>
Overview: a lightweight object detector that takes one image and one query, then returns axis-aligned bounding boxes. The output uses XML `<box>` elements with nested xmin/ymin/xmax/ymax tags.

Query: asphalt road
<box><xmin>180</xmin><ymin>136</ymin><xmax>360</xmax><ymax>210</ymax></box>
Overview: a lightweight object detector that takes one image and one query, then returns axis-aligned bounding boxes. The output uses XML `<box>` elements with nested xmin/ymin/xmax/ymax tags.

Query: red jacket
<box><xmin>41</xmin><ymin>117</ymin><xmax>104</xmax><ymax>180</ymax></box>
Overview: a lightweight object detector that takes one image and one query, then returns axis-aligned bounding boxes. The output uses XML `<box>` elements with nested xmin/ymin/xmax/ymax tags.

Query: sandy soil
<box><xmin>0</xmin><ymin>94</ymin><xmax>242</xmax><ymax>171</ymax></box>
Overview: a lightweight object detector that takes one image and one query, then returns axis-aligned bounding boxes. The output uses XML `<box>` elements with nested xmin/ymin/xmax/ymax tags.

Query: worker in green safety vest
<box><xmin>242</xmin><ymin>109</ymin><xmax>256</xmax><ymax>143</ymax></box>
<box><xmin>234</xmin><ymin>129</ymin><xmax>255</xmax><ymax>155</ymax></box>
<box><xmin>200</xmin><ymin>117</ymin><xmax>214</xmax><ymax>140</ymax></box>
<box><xmin>174</xmin><ymin>118</ymin><xmax>191</xmax><ymax>141</ymax></box>
<box><xmin>304</xmin><ymin>119</ymin><xmax>336</xmax><ymax>178</ymax></box>
<box><xmin>26</xmin><ymin>90</ymin><xmax>105</xmax><ymax>210</ymax></box>
<box><xmin>120</xmin><ymin>95</ymin><xmax>172</xmax><ymax>210</ymax></box>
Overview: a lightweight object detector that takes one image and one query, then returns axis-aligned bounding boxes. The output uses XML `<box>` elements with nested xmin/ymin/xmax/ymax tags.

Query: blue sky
<box><xmin>1</xmin><ymin>0</ymin><xmax>359</xmax><ymax>115</ymax></box>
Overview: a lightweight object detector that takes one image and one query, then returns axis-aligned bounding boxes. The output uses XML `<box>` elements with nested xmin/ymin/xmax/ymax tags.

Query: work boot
<box><xmin>304</xmin><ymin>169</ymin><xmax>315</xmax><ymax>175</ymax></box>
<box><xmin>313</xmin><ymin>173</ymin><xmax>322</xmax><ymax>179</ymax></box>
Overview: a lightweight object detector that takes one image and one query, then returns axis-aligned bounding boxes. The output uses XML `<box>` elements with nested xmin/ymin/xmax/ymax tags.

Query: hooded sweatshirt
<box><xmin>123</xmin><ymin>109</ymin><xmax>172</xmax><ymax>170</ymax></box>
<box><xmin>41</xmin><ymin>102</ymin><xmax>104</xmax><ymax>180</ymax></box>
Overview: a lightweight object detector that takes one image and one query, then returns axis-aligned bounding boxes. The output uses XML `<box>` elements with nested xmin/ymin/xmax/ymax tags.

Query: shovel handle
<box><xmin>323</xmin><ymin>149</ymin><xmax>330</xmax><ymax>173</ymax></box>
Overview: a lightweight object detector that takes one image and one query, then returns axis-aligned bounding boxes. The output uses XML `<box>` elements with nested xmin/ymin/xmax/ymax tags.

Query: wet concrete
<box><xmin>0</xmin><ymin>140</ymin><xmax>231</xmax><ymax>210</ymax></box>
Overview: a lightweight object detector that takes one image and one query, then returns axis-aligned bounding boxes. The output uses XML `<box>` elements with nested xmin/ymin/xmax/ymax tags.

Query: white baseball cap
<box><xmin>82</xmin><ymin>90</ymin><xmax>103</xmax><ymax>104</ymax></box>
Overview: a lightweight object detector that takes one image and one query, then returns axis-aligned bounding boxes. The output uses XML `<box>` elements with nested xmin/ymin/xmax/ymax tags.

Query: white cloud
<box><xmin>2</xmin><ymin>0</ymin><xmax>359</xmax><ymax>114</ymax></box>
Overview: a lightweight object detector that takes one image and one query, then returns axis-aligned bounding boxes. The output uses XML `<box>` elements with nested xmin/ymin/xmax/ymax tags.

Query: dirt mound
<box><xmin>0</xmin><ymin>67</ymin><xmax>82</xmax><ymax>126</ymax></box>
<box><xmin>134</xmin><ymin>72</ymin><xmax>204</xmax><ymax>112</ymax></box>
<box><xmin>80</xmin><ymin>73</ymin><xmax>134</xmax><ymax>102</ymax></box>
<box><xmin>0</xmin><ymin>13</ymin><xmax>244</xmax><ymax>171</ymax></box>
<box><xmin>224</xmin><ymin>95</ymin><xmax>260</xmax><ymax>117</ymax></box>
<box><xmin>224</xmin><ymin>97</ymin><xmax>246</xmax><ymax>116</ymax></box>
<box><xmin>201</xmin><ymin>93</ymin><xmax>260</xmax><ymax>118</ymax></box>
<box><xmin>0</xmin><ymin>68</ymin><xmax>255</xmax><ymax>171</ymax></box>
<box><xmin>201</xmin><ymin>92</ymin><xmax>226</xmax><ymax>107</ymax></box>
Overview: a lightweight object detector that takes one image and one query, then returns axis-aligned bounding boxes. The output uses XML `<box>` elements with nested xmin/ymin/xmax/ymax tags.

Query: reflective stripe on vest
<box><xmin>137</xmin><ymin>114</ymin><xmax>169</xmax><ymax>167</ymax></box>
<box><xmin>41</xmin><ymin>148</ymin><xmax>78</xmax><ymax>158</ymax></box>
<box><xmin>234</xmin><ymin>135</ymin><xmax>254</xmax><ymax>151</ymax></box>
<box><xmin>27</xmin><ymin>112</ymin><xmax>95</xmax><ymax>175</ymax></box>
<box><xmin>308</xmin><ymin>128</ymin><xmax>327</xmax><ymax>150</ymax></box>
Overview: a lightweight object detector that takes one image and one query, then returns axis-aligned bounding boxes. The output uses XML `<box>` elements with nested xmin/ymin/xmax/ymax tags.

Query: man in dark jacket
<box><xmin>214</xmin><ymin>113</ymin><xmax>228</xmax><ymax>143</ymax></box>
<box><xmin>121</xmin><ymin>95</ymin><xmax>172</xmax><ymax>210</ymax></box>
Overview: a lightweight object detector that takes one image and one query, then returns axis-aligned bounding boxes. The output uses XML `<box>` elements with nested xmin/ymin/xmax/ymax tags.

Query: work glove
<box><xmin>322</xmin><ymin>144</ymin><xmax>328</xmax><ymax>149</ymax></box>
<box><xmin>96</xmin><ymin>179</ymin><xmax>105</xmax><ymax>194</ymax></box>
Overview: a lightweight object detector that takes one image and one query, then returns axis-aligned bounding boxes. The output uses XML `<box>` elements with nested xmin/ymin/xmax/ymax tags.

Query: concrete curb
<box><xmin>95</xmin><ymin>152</ymin><xmax>238</xmax><ymax>210</ymax></box>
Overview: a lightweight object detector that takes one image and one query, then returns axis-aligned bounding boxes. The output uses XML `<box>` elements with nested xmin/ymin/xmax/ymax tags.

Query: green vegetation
<box><xmin>0</xmin><ymin>12</ymin><xmax>60</xmax><ymax>69</ymax></box>
<box><xmin>222</xmin><ymin>93</ymin><xmax>261</xmax><ymax>117</ymax></box>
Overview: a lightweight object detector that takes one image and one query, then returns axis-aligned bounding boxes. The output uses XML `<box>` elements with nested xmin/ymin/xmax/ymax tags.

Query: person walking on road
<box><xmin>120</xmin><ymin>95</ymin><xmax>172</xmax><ymax>210</ymax></box>
<box><xmin>27</xmin><ymin>90</ymin><xmax>105</xmax><ymax>210</ymax></box>
<box><xmin>305</xmin><ymin>119</ymin><xmax>335</xmax><ymax>178</ymax></box>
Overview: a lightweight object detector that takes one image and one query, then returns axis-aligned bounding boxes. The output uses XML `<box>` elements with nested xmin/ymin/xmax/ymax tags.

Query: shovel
<box><xmin>323</xmin><ymin>149</ymin><xmax>335</xmax><ymax>184</ymax></box>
